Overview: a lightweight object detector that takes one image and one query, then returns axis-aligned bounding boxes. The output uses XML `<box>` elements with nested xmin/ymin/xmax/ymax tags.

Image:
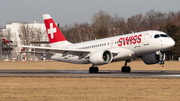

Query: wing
<box><xmin>2</xmin><ymin>39</ymin><xmax>91</xmax><ymax>57</ymax></box>
<box><xmin>2</xmin><ymin>39</ymin><xmax>122</xmax><ymax>59</ymax></box>
<box><xmin>19</xmin><ymin>45</ymin><xmax>92</xmax><ymax>58</ymax></box>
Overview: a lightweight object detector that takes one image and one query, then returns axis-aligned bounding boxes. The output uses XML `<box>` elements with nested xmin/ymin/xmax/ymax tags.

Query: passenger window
<box><xmin>154</xmin><ymin>34</ymin><xmax>160</xmax><ymax>38</ymax></box>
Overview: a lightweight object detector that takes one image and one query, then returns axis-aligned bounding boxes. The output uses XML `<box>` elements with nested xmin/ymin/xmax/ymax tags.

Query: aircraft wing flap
<box><xmin>17</xmin><ymin>45</ymin><xmax>91</xmax><ymax>54</ymax></box>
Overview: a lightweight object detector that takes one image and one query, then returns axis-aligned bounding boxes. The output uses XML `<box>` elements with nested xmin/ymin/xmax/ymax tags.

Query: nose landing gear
<box><xmin>159</xmin><ymin>51</ymin><xmax>165</xmax><ymax>67</ymax></box>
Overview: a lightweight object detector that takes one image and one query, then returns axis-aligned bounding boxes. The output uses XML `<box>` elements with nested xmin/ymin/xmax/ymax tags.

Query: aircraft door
<box><xmin>143</xmin><ymin>34</ymin><xmax>149</xmax><ymax>45</ymax></box>
<box><xmin>111</xmin><ymin>40</ymin><xmax>114</xmax><ymax>47</ymax></box>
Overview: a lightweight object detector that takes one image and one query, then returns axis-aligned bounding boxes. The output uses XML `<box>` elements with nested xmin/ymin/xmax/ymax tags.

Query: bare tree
<box><xmin>4</xmin><ymin>28</ymin><xmax>12</xmax><ymax>41</ymax></box>
<box><xmin>18</xmin><ymin>24</ymin><xmax>34</xmax><ymax>45</ymax></box>
<box><xmin>91</xmin><ymin>10</ymin><xmax>113</xmax><ymax>38</ymax></box>
<box><xmin>32</xmin><ymin>28</ymin><xmax>45</xmax><ymax>46</ymax></box>
<box><xmin>11</xmin><ymin>32</ymin><xmax>18</xmax><ymax>57</ymax></box>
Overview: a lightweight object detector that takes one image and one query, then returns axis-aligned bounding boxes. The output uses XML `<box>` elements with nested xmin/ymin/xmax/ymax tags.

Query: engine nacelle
<box><xmin>142</xmin><ymin>52</ymin><xmax>165</xmax><ymax>65</ymax></box>
<box><xmin>89</xmin><ymin>50</ymin><xmax>113</xmax><ymax>65</ymax></box>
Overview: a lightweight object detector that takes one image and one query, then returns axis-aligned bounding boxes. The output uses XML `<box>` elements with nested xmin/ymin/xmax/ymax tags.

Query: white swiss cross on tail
<box><xmin>48</xmin><ymin>23</ymin><xmax>56</xmax><ymax>39</ymax></box>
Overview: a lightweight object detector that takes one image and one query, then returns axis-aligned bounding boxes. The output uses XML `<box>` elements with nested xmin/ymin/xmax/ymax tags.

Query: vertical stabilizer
<box><xmin>43</xmin><ymin>14</ymin><xmax>71</xmax><ymax>47</ymax></box>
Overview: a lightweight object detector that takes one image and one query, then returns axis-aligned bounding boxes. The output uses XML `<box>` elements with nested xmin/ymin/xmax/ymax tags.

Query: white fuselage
<box><xmin>47</xmin><ymin>30</ymin><xmax>175</xmax><ymax>64</ymax></box>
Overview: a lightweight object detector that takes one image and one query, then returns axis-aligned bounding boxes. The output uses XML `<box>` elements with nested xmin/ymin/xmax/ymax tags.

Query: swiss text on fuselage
<box><xmin>118</xmin><ymin>34</ymin><xmax>142</xmax><ymax>46</ymax></box>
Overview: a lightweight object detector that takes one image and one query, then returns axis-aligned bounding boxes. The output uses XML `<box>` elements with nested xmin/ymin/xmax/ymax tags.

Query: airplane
<box><xmin>2</xmin><ymin>14</ymin><xmax>175</xmax><ymax>73</ymax></box>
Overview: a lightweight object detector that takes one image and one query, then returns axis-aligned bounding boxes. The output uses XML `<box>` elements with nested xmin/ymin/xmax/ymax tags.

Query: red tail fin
<box><xmin>43</xmin><ymin>14</ymin><xmax>66</xmax><ymax>44</ymax></box>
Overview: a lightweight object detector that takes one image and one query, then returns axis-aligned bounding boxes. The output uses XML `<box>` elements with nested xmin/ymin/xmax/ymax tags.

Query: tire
<box><xmin>121</xmin><ymin>66</ymin><xmax>126</xmax><ymax>73</ymax></box>
<box><xmin>126</xmin><ymin>66</ymin><xmax>131</xmax><ymax>73</ymax></box>
<box><xmin>89</xmin><ymin>67</ymin><xmax>94</xmax><ymax>73</ymax></box>
<box><xmin>94</xmin><ymin>67</ymin><xmax>99</xmax><ymax>73</ymax></box>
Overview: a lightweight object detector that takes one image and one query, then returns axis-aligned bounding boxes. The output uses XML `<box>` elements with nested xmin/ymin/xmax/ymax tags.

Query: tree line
<box><xmin>1</xmin><ymin>10</ymin><xmax>180</xmax><ymax>60</ymax></box>
<box><xmin>60</xmin><ymin>10</ymin><xmax>180</xmax><ymax>60</ymax></box>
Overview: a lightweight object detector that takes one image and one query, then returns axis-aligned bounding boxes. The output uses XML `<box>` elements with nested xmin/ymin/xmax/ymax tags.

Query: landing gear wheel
<box><xmin>121</xmin><ymin>60</ymin><xmax>131</xmax><ymax>73</ymax></box>
<box><xmin>89</xmin><ymin>67</ymin><xmax>94</xmax><ymax>73</ymax></box>
<box><xmin>94</xmin><ymin>67</ymin><xmax>99</xmax><ymax>73</ymax></box>
<box><xmin>121</xmin><ymin>66</ymin><xmax>126</xmax><ymax>73</ymax></box>
<box><xmin>126</xmin><ymin>66</ymin><xmax>131</xmax><ymax>73</ymax></box>
<box><xmin>121</xmin><ymin>66</ymin><xmax>131</xmax><ymax>73</ymax></box>
<box><xmin>89</xmin><ymin>67</ymin><xmax>99</xmax><ymax>73</ymax></box>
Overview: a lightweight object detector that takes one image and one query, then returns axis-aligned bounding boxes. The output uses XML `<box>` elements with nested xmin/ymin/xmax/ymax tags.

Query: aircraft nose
<box><xmin>164</xmin><ymin>38</ymin><xmax>175</xmax><ymax>49</ymax></box>
<box><xmin>171</xmin><ymin>39</ymin><xmax>175</xmax><ymax>47</ymax></box>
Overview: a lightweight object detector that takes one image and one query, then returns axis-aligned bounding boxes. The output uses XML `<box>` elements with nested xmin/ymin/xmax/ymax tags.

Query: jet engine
<box><xmin>142</xmin><ymin>52</ymin><xmax>165</xmax><ymax>65</ymax></box>
<box><xmin>89</xmin><ymin>50</ymin><xmax>113</xmax><ymax>65</ymax></box>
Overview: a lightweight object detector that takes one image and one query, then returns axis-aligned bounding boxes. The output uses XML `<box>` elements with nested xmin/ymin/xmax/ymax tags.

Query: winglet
<box><xmin>2</xmin><ymin>39</ymin><xmax>10</xmax><ymax>43</ymax></box>
<box><xmin>2</xmin><ymin>39</ymin><xmax>17</xmax><ymax>46</ymax></box>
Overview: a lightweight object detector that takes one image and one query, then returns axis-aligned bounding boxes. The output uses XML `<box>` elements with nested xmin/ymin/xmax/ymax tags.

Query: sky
<box><xmin>0</xmin><ymin>0</ymin><xmax>180</xmax><ymax>27</ymax></box>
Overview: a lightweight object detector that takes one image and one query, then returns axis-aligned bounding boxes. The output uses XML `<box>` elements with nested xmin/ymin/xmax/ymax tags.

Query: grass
<box><xmin>0</xmin><ymin>61</ymin><xmax>180</xmax><ymax>100</ymax></box>
<box><xmin>0</xmin><ymin>77</ymin><xmax>180</xmax><ymax>101</ymax></box>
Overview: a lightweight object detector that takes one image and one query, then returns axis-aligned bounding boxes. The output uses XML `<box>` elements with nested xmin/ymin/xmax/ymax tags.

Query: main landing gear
<box><xmin>89</xmin><ymin>60</ymin><xmax>131</xmax><ymax>73</ymax></box>
<box><xmin>89</xmin><ymin>65</ymin><xmax>99</xmax><ymax>73</ymax></box>
<box><xmin>121</xmin><ymin>60</ymin><xmax>131</xmax><ymax>73</ymax></box>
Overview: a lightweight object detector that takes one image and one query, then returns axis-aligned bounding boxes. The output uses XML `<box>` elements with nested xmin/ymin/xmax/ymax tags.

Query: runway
<box><xmin>0</xmin><ymin>70</ymin><xmax>180</xmax><ymax>78</ymax></box>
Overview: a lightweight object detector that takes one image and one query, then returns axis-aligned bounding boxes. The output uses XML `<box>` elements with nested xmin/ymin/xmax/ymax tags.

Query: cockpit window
<box><xmin>160</xmin><ymin>34</ymin><xmax>168</xmax><ymax>37</ymax></box>
<box><xmin>154</xmin><ymin>34</ymin><xmax>171</xmax><ymax>38</ymax></box>
<box><xmin>160</xmin><ymin>34</ymin><xmax>171</xmax><ymax>37</ymax></box>
<box><xmin>166</xmin><ymin>34</ymin><xmax>171</xmax><ymax>37</ymax></box>
<box><xmin>154</xmin><ymin>34</ymin><xmax>160</xmax><ymax>38</ymax></box>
